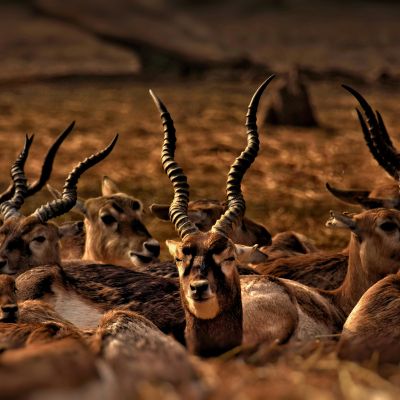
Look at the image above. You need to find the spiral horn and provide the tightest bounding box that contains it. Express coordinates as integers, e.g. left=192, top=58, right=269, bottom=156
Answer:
left=150, top=89, right=199, bottom=239
left=211, top=75, right=275, bottom=237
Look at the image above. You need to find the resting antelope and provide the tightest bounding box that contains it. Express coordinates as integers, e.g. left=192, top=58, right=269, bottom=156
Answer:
left=151, top=76, right=400, bottom=357
left=338, top=270, right=400, bottom=364
left=152, top=201, right=318, bottom=264
left=327, top=85, right=400, bottom=209
left=48, top=176, right=161, bottom=268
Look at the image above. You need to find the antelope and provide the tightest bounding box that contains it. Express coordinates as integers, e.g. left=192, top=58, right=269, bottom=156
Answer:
left=150, top=76, right=400, bottom=357
left=151, top=199, right=272, bottom=247
left=0, top=135, right=186, bottom=337
left=327, top=85, right=400, bottom=209
left=90, top=309, right=203, bottom=398
left=152, top=201, right=318, bottom=264
left=0, top=133, right=118, bottom=275
left=338, top=270, right=400, bottom=364
left=48, top=176, right=161, bottom=268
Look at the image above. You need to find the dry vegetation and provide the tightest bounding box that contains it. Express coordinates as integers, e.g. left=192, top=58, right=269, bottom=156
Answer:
left=1, top=76, right=400, bottom=398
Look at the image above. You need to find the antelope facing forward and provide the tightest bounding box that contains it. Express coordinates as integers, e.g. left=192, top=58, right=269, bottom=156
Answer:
left=151, top=76, right=400, bottom=357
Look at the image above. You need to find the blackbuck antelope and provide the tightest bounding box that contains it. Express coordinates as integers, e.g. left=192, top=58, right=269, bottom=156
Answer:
left=0, top=133, right=118, bottom=275
left=151, top=77, right=400, bottom=357
left=151, top=199, right=272, bottom=247
left=338, top=270, right=400, bottom=364
left=327, top=85, right=400, bottom=209
left=152, top=201, right=317, bottom=263
left=90, top=310, right=203, bottom=399
left=0, top=134, right=185, bottom=337
left=48, top=176, right=161, bottom=268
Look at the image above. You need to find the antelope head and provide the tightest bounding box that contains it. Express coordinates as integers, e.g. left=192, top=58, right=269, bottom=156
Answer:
left=151, top=75, right=274, bottom=356
left=0, top=133, right=118, bottom=275
left=326, top=85, right=400, bottom=209
left=48, top=176, right=160, bottom=268
left=327, top=208, right=400, bottom=279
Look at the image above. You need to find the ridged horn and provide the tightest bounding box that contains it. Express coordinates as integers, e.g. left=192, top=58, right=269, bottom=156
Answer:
left=325, top=182, right=371, bottom=205
left=149, top=89, right=199, bottom=239
left=32, top=135, right=118, bottom=223
left=211, top=75, right=275, bottom=237
left=0, top=135, right=34, bottom=220
left=342, top=85, right=399, bottom=179
left=0, top=122, right=75, bottom=204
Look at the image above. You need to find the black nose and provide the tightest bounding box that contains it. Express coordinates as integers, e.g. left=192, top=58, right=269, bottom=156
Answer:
left=0, top=260, right=7, bottom=269
left=144, top=242, right=160, bottom=257
left=190, top=280, right=209, bottom=298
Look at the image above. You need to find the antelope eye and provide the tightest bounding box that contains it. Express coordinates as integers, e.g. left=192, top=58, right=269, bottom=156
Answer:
left=380, top=222, right=398, bottom=232
left=131, top=200, right=141, bottom=211
left=101, top=214, right=117, bottom=225
left=33, top=236, right=46, bottom=243
left=224, top=257, right=235, bottom=262
left=175, top=257, right=182, bottom=262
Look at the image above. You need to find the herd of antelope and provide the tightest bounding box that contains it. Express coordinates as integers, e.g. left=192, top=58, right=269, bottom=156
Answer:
left=0, top=74, right=399, bottom=397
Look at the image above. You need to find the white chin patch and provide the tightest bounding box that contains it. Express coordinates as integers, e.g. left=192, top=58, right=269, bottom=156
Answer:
left=187, top=296, right=220, bottom=320
left=128, top=254, right=152, bottom=267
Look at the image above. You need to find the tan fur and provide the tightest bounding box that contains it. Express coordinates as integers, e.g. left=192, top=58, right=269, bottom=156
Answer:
left=0, top=216, right=61, bottom=275
left=82, top=177, right=160, bottom=269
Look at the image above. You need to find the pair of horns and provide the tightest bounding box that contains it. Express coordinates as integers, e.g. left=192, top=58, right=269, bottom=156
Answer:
left=150, top=75, right=275, bottom=239
left=0, top=124, right=118, bottom=222
left=326, top=85, right=400, bottom=208
left=0, top=121, right=75, bottom=205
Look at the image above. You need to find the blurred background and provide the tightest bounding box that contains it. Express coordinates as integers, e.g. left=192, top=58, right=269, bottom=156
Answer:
left=1, top=0, right=400, bottom=250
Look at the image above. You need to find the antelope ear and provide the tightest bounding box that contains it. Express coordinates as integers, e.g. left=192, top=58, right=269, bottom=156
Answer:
left=150, top=204, right=170, bottom=221
left=235, top=244, right=268, bottom=264
left=101, top=176, right=121, bottom=196
left=165, top=240, right=180, bottom=258
left=47, top=184, right=87, bottom=216
left=325, top=210, right=358, bottom=231
left=58, top=221, right=84, bottom=239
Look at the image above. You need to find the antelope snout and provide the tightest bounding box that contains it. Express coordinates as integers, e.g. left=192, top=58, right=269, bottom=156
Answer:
left=0, top=259, right=9, bottom=272
left=143, top=239, right=160, bottom=258
left=0, top=303, right=18, bottom=322
left=190, top=280, right=210, bottom=300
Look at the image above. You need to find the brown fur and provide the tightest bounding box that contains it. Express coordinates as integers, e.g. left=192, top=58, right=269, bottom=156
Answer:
left=0, top=324, right=101, bottom=400
left=255, top=250, right=348, bottom=290
left=338, top=273, right=400, bottom=363
left=0, top=216, right=61, bottom=275
left=151, top=199, right=272, bottom=246
left=16, top=262, right=186, bottom=340
left=90, top=310, right=202, bottom=398
left=170, top=208, right=400, bottom=356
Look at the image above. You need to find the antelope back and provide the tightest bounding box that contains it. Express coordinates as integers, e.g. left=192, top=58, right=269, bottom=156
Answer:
left=82, top=177, right=160, bottom=268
